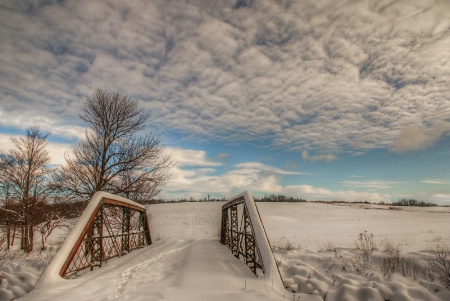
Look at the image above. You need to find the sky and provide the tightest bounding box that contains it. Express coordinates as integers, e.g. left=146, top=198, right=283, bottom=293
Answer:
left=1, top=0, right=450, bottom=204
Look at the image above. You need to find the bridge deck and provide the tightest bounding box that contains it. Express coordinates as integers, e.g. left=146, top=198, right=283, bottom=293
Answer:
left=22, top=239, right=322, bottom=301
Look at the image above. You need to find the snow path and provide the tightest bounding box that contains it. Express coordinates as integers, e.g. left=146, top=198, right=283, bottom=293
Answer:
left=20, top=238, right=322, bottom=301
left=111, top=238, right=200, bottom=300
left=112, top=238, right=292, bottom=301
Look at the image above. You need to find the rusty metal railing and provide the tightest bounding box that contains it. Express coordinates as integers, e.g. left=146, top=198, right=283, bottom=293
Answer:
left=220, top=191, right=284, bottom=296
left=220, top=196, right=265, bottom=275
left=60, top=197, right=151, bottom=277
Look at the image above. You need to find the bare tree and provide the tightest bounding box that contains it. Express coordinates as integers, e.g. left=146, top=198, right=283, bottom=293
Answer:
left=0, top=180, right=20, bottom=250
left=35, top=201, right=70, bottom=250
left=53, top=89, right=172, bottom=203
left=0, top=126, right=51, bottom=252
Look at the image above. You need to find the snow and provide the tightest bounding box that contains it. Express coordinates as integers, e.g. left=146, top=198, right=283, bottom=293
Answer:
left=1, top=196, right=448, bottom=301
left=0, top=264, right=40, bottom=300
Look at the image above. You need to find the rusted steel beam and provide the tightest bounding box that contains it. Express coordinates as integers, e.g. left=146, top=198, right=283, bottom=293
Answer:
left=220, top=195, right=265, bottom=277
left=103, top=198, right=145, bottom=212
left=60, top=202, right=103, bottom=277
left=59, top=195, right=152, bottom=278
left=222, top=197, right=244, bottom=210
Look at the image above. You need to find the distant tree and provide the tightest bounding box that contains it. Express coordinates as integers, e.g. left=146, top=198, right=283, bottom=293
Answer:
left=53, top=89, right=172, bottom=203
left=0, top=181, right=19, bottom=250
left=392, top=199, right=437, bottom=207
left=35, top=200, right=70, bottom=250
left=0, top=126, right=51, bottom=252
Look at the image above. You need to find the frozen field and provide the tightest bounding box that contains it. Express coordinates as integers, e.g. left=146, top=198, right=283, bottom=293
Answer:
left=2, top=201, right=450, bottom=301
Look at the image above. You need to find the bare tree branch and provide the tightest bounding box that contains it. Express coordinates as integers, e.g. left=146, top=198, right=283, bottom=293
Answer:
left=52, top=89, right=172, bottom=203
left=0, top=126, right=51, bottom=252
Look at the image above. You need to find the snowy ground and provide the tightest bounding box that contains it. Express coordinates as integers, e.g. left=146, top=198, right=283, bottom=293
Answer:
left=1, top=201, right=449, bottom=301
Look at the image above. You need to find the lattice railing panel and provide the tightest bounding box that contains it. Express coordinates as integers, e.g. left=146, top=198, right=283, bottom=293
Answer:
left=221, top=198, right=264, bottom=276
left=60, top=197, right=151, bottom=278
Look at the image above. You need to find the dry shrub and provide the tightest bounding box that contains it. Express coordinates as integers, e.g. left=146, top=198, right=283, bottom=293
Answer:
left=425, top=244, right=450, bottom=288
left=318, top=240, right=336, bottom=252
left=354, top=231, right=377, bottom=270
left=0, top=232, right=16, bottom=265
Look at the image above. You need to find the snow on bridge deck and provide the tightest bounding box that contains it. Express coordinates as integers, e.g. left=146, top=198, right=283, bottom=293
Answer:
left=19, top=238, right=320, bottom=301
left=19, top=191, right=323, bottom=301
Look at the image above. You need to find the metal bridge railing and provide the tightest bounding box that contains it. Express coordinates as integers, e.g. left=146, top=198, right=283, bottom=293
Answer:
left=35, top=192, right=152, bottom=288
left=61, top=200, right=151, bottom=277
left=220, top=191, right=285, bottom=294
left=220, top=196, right=265, bottom=275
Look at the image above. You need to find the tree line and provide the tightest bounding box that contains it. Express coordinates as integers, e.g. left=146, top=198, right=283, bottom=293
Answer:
left=255, top=194, right=307, bottom=202
left=392, top=199, right=437, bottom=207
left=0, top=89, right=172, bottom=253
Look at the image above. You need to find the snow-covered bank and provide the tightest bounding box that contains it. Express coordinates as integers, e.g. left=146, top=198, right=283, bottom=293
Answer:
left=1, top=201, right=449, bottom=300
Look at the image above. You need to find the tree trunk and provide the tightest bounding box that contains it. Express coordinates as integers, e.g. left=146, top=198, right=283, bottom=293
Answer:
left=11, top=224, right=16, bottom=246
left=6, top=220, right=11, bottom=250
left=41, top=229, right=46, bottom=250
left=29, top=224, right=34, bottom=252
left=21, top=199, right=27, bottom=250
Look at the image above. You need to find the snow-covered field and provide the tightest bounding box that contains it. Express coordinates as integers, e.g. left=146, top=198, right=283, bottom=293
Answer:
left=1, top=201, right=449, bottom=301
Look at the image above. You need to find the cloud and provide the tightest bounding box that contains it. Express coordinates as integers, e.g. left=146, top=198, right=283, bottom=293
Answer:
left=389, top=122, right=450, bottom=153
left=161, top=148, right=390, bottom=202
left=282, top=185, right=390, bottom=203
left=340, top=180, right=404, bottom=190
left=165, top=147, right=222, bottom=167
left=0, top=133, right=72, bottom=165
left=421, top=179, right=449, bottom=185
left=302, top=150, right=337, bottom=162
left=1, top=0, right=450, bottom=153
left=235, top=162, right=304, bottom=175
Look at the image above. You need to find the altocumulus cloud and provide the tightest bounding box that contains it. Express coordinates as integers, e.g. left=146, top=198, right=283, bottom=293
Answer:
left=1, top=0, right=450, bottom=154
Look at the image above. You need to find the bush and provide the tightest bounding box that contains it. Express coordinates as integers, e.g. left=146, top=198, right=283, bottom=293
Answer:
left=355, top=231, right=377, bottom=256
left=425, top=244, right=450, bottom=287
left=353, top=231, right=377, bottom=271
left=378, top=250, right=422, bottom=279
left=318, top=240, right=336, bottom=252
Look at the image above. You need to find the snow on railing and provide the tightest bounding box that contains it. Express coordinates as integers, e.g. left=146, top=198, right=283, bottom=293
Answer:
left=220, top=191, right=285, bottom=295
left=34, top=192, right=151, bottom=291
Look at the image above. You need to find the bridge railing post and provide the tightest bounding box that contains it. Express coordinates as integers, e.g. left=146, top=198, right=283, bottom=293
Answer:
left=220, top=191, right=285, bottom=295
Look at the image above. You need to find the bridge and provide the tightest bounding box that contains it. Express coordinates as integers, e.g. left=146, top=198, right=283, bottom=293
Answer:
left=21, top=191, right=322, bottom=301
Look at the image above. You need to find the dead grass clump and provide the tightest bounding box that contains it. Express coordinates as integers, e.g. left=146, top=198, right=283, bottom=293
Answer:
left=0, top=234, right=17, bottom=265
left=318, top=240, right=336, bottom=252
left=380, top=238, right=401, bottom=255
left=425, top=244, right=450, bottom=288
left=354, top=231, right=377, bottom=270
left=272, top=240, right=299, bottom=252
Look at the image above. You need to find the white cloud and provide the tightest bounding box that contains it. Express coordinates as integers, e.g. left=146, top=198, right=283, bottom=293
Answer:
left=421, top=179, right=449, bottom=185
left=302, top=151, right=337, bottom=162
left=235, top=162, right=304, bottom=175
left=0, top=133, right=72, bottom=165
left=161, top=151, right=390, bottom=202
left=165, top=147, right=222, bottom=167
left=389, top=122, right=450, bottom=153
left=340, top=180, right=404, bottom=190
left=283, top=185, right=390, bottom=203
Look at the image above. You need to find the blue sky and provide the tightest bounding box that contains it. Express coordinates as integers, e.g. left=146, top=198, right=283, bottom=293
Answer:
left=1, top=0, right=450, bottom=203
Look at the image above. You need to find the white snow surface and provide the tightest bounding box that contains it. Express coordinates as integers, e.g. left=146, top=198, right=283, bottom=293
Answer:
left=3, top=199, right=449, bottom=301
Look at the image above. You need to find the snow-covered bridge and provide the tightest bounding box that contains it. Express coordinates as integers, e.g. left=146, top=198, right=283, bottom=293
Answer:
left=19, top=191, right=322, bottom=301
